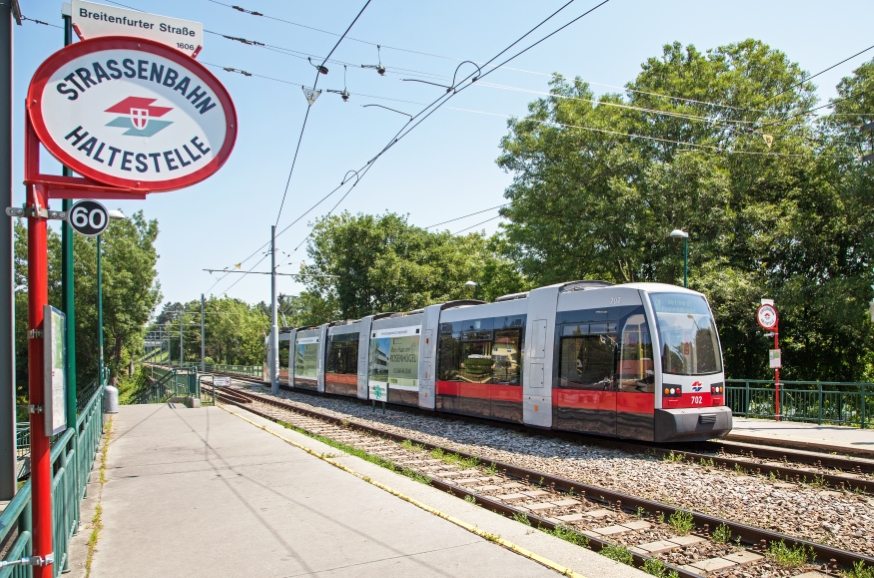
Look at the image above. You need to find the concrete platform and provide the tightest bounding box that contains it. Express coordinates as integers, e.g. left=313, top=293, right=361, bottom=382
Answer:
left=728, top=417, right=874, bottom=457
left=86, top=403, right=648, bottom=578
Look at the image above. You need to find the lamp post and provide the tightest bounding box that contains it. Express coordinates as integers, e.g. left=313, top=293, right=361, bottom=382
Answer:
left=464, top=280, right=480, bottom=300
left=97, top=209, right=126, bottom=385
left=670, top=229, right=689, bottom=288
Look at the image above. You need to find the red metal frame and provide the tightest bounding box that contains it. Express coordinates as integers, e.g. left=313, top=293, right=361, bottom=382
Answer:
left=24, top=80, right=148, bottom=578
left=26, top=36, right=237, bottom=192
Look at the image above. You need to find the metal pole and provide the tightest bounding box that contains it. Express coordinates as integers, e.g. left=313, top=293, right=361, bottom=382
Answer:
left=60, top=11, right=77, bottom=437
left=0, top=0, right=16, bottom=501
left=200, top=294, right=205, bottom=373
left=270, top=226, right=279, bottom=394
left=683, top=237, right=688, bottom=288
left=774, top=323, right=780, bottom=422
left=179, top=309, right=183, bottom=367
left=27, top=183, right=54, bottom=577
left=97, top=234, right=103, bottom=385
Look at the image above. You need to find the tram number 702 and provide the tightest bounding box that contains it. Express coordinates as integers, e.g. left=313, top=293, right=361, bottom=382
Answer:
left=691, top=396, right=703, bottom=405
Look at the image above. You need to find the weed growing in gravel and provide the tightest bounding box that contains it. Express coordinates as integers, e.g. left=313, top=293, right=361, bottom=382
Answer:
left=600, top=544, right=634, bottom=566
left=767, top=540, right=814, bottom=568
left=538, top=476, right=545, bottom=487
left=668, top=510, right=694, bottom=535
left=699, top=457, right=714, bottom=468
left=430, top=447, right=444, bottom=460
left=549, top=525, right=589, bottom=547
left=712, top=523, right=731, bottom=543
left=277, top=421, right=432, bottom=486
left=464, top=495, right=476, bottom=504
left=663, top=451, right=686, bottom=463
left=513, top=512, right=531, bottom=526
left=657, top=512, right=665, bottom=524
left=636, top=506, right=646, bottom=518
left=642, top=557, right=679, bottom=578
left=844, top=561, right=874, bottom=578
left=734, top=463, right=745, bottom=474
left=460, top=456, right=480, bottom=469
left=484, top=462, right=498, bottom=476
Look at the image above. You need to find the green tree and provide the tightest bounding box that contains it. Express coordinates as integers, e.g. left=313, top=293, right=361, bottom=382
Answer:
left=297, top=212, right=529, bottom=324
left=14, top=210, right=161, bottom=394
left=496, top=39, right=874, bottom=380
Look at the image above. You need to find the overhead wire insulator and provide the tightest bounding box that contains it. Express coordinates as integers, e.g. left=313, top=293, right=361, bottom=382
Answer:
left=223, top=67, right=253, bottom=77
left=327, top=65, right=351, bottom=101
left=361, top=45, right=386, bottom=76
left=232, top=5, right=264, bottom=16
left=223, top=35, right=265, bottom=46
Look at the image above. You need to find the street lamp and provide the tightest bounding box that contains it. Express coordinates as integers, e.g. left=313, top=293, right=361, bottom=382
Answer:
left=464, top=280, right=480, bottom=300
left=670, top=229, right=689, bottom=288
left=97, top=209, right=126, bottom=385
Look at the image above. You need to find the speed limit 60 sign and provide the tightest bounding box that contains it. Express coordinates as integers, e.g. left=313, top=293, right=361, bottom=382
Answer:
left=68, top=200, right=109, bottom=236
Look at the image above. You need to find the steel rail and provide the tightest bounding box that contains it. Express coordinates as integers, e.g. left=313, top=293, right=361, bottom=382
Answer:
left=207, top=370, right=874, bottom=491
left=212, top=383, right=874, bottom=573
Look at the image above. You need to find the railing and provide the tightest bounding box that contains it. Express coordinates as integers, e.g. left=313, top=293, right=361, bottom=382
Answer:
left=0, top=383, right=105, bottom=577
left=203, top=363, right=263, bottom=378
left=133, top=365, right=202, bottom=405
left=726, top=379, right=873, bottom=428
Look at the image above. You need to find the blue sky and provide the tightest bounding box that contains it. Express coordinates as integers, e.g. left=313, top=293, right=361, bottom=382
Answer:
left=13, top=0, right=874, bottom=311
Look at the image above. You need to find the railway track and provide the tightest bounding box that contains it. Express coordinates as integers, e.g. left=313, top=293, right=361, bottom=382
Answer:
left=208, top=371, right=874, bottom=493
left=206, top=379, right=874, bottom=578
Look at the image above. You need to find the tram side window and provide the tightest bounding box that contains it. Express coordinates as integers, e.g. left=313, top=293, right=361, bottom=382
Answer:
left=326, top=335, right=358, bottom=375
left=459, top=326, right=493, bottom=383
left=437, top=320, right=523, bottom=385
left=617, top=313, right=654, bottom=393
left=492, top=329, right=522, bottom=385
left=558, top=330, right=617, bottom=390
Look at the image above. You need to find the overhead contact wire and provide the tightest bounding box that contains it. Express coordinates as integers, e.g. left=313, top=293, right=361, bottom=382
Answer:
left=273, top=0, right=372, bottom=228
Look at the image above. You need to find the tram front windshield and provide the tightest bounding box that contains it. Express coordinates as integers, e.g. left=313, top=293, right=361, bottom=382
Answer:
left=650, top=293, right=722, bottom=376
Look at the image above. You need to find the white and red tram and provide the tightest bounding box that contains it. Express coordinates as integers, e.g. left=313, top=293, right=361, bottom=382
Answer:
left=278, top=281, right=732, bottom=442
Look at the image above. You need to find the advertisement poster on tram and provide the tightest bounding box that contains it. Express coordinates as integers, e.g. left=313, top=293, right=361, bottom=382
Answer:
left=294, top=336, right=319, bottom=384
left=369, top=326, right=420, bottom=401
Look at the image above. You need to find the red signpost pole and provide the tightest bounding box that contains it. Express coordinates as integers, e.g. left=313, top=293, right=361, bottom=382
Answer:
left=26, top=183, right=53, bottom=575
left=774, top=321, right=780, bottom=422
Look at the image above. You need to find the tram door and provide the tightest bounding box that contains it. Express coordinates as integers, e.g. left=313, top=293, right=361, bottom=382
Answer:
left=555, top=326, right=618, bottom=436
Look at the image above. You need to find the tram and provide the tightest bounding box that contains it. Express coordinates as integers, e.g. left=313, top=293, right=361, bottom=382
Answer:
left=277, top=281, right=732, bottom=442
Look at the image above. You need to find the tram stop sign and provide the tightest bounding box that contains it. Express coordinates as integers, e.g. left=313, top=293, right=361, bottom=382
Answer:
left=67, top=199, right=108, bottom=236
left=26, top=36, right=237, bottom=192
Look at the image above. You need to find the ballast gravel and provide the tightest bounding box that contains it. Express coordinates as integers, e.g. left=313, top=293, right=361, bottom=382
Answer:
left=245, top=385, right=874, bottom=557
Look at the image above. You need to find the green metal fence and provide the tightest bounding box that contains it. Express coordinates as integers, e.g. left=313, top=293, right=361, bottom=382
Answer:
left=726, top=379, right=874, bottom=428
left=0, top=384, right=104, bottom=577
left=135, top=366, right=202, bottom=404
left=203, top=363, right=263, bottom=378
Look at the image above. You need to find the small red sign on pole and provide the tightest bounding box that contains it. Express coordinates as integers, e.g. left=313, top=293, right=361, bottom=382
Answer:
left=757, top=303, right=780, bottom=421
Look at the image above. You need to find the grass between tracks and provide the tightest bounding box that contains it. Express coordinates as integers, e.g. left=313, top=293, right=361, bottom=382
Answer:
left=277, top=421, right=432, bottom=485
left=85, top=417, right=113, bottom=578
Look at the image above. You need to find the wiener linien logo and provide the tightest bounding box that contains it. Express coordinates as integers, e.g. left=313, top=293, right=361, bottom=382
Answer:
left=105, top=96, right=172, bottom=137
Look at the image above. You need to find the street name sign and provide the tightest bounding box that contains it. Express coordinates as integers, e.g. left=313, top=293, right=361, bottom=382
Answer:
left=27, top=36, right=237, bottom=192
left=67, top=199, right=108, bottom=236
left=70, top=0, right=204, bottom=58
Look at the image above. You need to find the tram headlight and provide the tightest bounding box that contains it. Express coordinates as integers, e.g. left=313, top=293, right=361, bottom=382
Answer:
left=710, top=382, right=724, bottom=396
